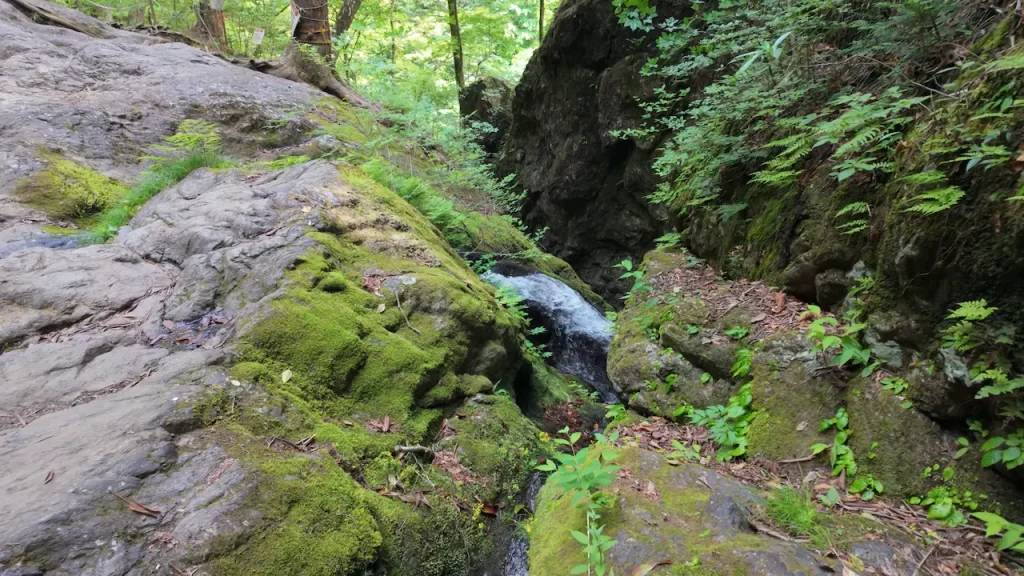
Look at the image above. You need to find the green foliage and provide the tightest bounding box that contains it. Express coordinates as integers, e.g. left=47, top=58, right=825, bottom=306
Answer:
left=881, top=377, right=909, bottom=395
left=490, top=283, right=552, bottom=363
left=724, top=326, right=749, bottom=340
left=835, top=202, right=870, bottom=236
left=762, top=486, right=830, bottom=549
left=687, top=383, right=756, bottom=461
left=979, top=431, right=1024, bottom=470
left=665, top=439, right=702, bottom=465
left=731, top=348, right=753, bottom=378
left=817, top=408, right=857, bottom=476
left=806, top=314, right=873, bottom=371
left=847, top=475, right=884, bottom=501
left=973, top=512, right=1024, bottom=553
left=613, top=259, right=652, bottom=301
left=86, top=123, right=228, bottom=243
left=909, top=485, right=978, bottom=527
left=535, top=428, right=621, bottom=576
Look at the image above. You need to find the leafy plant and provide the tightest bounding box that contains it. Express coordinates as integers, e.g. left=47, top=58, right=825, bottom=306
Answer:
left=725, top=326, right=749, bottom=340
left=665, top=440, right=701, bottom=465
left=973, top=512, right=1024, bottom=553
left=536, top=428, right=621, bottom=576
left=688, top=383, right=756, bottom=461
left=816, top=408, right=857, bottom=476
left=979, top=431, right=1023, bottom=470
left=762, top=486, right=830, bottom=549
left=613, top=260, right=651, bottom=301
left=848, top=475, right=884, bottom=501
left=731, top=348, right=753, bottom=378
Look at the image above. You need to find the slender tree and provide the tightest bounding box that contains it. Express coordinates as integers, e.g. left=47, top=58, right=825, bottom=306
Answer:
left=446, top=0, right=465, bottom=89
left=334, top=0, right=363, bottom=35
left=538, top=0, right=544, bottom=42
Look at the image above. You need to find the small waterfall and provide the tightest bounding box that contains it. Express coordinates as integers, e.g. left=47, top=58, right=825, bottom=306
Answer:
left=501, top=472, right=546, bottom=576
left=484, top=268, right=618, bottom=403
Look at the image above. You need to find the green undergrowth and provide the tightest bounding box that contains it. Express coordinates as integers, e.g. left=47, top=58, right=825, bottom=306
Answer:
left=85, top=152, right=230, bottom=242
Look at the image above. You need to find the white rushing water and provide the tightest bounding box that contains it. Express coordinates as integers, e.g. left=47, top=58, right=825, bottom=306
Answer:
left=483, top=271, right=617, bottom=403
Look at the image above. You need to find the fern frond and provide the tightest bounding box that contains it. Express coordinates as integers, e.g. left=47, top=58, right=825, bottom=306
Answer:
left=899, top=170, right=947, bottom=186
left=751, top=169, right=802, bottom=187
left=903, top=186, right=964, bottom=214
left=836, top=124, right=884, bottom=157
left=947, top=299, right=997, bottom=321
left=837, top=220, right=869, bottom=235
left=836, top=202, right=869, bottom=218
left=986, top=49, right=1024, bottom=72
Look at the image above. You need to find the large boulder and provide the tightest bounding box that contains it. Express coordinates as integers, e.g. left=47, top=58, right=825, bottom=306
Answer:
left=496, top=0, right=691, bottom=299
left=0, top=3, right=546, bottom=574
left=458, top=76, right=514, bottom=156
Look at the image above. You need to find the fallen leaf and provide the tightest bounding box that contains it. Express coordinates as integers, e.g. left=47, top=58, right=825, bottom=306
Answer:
left=175, top=337, right=190, bottom=343
left=842, top=566, right=860, bottom=576
left=377, top=303, right=386, bottom=314
left=162, top=320, right=176, bottom=330
left=796, top=421, right=808, bottom=431
left=112, top=492, right=161, bottom=518
left=383, top=414, right=391, bottom=433
left=230, top=380, right=242, bottom=387
left=774, top=292, right=786, bottom=313
left=44, top=471, right=54, bottom=484
left=750, top=312, right=767, bottom=323
left=481, top=503, right=498, bottom=517
left=281, top=369, right=293, bottom=383
left=633, top=560, right=672, bottom=576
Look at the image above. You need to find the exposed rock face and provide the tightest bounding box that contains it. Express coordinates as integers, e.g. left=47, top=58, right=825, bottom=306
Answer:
left=0, top=4, right=541, bottom=574
left=496, top=0, right=690, bottom=298
left=458, top=76, right=514, bottom=155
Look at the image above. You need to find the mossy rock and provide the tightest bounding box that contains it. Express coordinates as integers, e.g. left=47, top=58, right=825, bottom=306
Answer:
left=208, top=161, right=554, bottom=574
left=746, top=333, right=839, bottom=461
left=15, top=152, right=126, bottom=221
left=530, top=446, right=837, bottom=575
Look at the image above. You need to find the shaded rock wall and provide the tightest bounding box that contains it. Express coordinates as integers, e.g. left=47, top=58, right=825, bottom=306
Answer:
left=496, top=0, right=691, bottom=299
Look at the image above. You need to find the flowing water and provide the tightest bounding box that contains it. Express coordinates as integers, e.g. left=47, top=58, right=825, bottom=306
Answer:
left=483, top=269, right=617, bottom=403
left=483, top=267, right=618, bottom=575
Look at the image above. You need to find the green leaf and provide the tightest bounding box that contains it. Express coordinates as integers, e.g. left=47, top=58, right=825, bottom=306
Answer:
left=997, top=526, right=1023, bottom=551
left=1002, top=446, right=1021, bottom=463
left=942, top=467, right=955, bottom=482
left=953, top=447, right=969, bottom=460
left=810, top=443, right=829, bottom=455
left=570, top=564, right=589, bottom=575
left=981, top=437, right=1006, bottom=452
left=981, top=449, right=1004, bottom=468
left=927, top=500, right=953, bottom=520
left=570, top=530, right=589, bottom=545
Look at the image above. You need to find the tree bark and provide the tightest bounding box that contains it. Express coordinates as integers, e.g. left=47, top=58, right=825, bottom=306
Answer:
left=193, top=0, right=227, bottom=50
left=446, top=0, right=465, bottom=89
left=292, top=0, right=332, bottom=58
left=334, top=0, right=362, bottom=35
left=538, top=0, right=544, bottom=43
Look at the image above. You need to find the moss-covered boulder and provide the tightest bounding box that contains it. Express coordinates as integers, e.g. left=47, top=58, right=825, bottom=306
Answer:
left=530, top=446, right=865, bottom=575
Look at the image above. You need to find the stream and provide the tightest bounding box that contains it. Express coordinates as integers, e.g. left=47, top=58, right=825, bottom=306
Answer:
left=483, top=266, right=618, bottom=575
left=484, top=267, right=618, bottom=403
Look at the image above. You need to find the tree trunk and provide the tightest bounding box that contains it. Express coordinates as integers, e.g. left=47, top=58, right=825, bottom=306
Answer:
left=446, top=0, right=464, bottom=89
left=193, top=0, right=227, bottom=50
left=292, top=0, right=332, bottom=58
left=334, top=0, right=362, bottom=36
left=389, top=0, right=397, bottom=63
left=538, top=0, right=544, bottom=43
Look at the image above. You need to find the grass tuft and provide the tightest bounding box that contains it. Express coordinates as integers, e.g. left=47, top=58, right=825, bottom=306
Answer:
left=84, top=152, right=229, bottom=243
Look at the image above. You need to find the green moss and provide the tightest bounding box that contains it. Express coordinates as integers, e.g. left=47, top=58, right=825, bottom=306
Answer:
left=213, top=454, right=382, bottom=576
left=746, top=341, right=838, bottom=460
left=15, top=152, right=126, bottom=221
left=529, top=446, right=820, bottom=576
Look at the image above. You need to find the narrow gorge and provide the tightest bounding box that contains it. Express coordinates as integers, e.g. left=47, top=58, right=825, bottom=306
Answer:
left=1, top=0, right=1024, bottom=575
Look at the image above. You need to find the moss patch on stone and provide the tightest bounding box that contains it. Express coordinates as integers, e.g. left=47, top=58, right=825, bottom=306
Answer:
left=14, top=152, right=126, bottom=221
